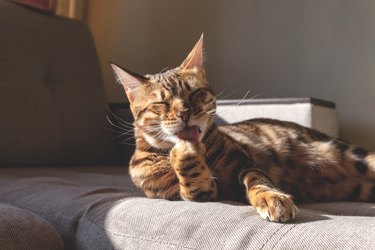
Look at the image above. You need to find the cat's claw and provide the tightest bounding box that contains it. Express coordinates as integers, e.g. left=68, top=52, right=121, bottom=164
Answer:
left=254, top=193, right=298, bottom=222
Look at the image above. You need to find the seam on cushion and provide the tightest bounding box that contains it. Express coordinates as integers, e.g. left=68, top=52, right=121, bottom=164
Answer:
left=260, top=225, right=285, bottom=250
left=84, top=217, right=197, bottom=250
left=84, top=196, right=139, bottom=219
left=271, top=225, right=297, bottom=250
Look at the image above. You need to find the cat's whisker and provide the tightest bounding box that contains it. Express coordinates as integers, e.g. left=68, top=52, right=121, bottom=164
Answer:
left=216, top=90, right=225, bottom=99
left=105, top=127, right=133, bottom=135
left=210, top=89, right=250, bottom=117
left=105, top=127, right=135, bottom=145
left=112, top=124, right=134, bottom=133
left=120, top=135, right=136, bottom=142
left=115, top=130, right=134, bottom=138
left=145, top=124, right=160, bottom=129
left=236, top=92, right=261, bottom=106
left=214, top=92, right=261, bottom=116
left=215, top=90, right=260, bottom=116
left=112, top=115, right=134, bottom=129
left=218, top=90, right=236, bottom=100
left=143, top=126, right=161, bottom=133
left=118, top=142, right=136, bottom=146
left=156, top=130, right=172, bottom=143
left=106, top=115, right=132, bottom=132
left=154, top=130, right=166, bottom=141
left=236, top=90, right=250, bottom=106
left=105, top=105, right=134, bottom=127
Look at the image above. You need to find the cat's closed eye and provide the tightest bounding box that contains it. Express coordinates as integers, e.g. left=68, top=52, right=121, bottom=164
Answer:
left=151, top=101, right=169, bottom=107
left=148, top=102, right=169, bottom=114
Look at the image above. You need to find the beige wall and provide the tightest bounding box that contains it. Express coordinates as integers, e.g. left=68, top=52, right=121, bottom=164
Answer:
left=86, top=0, right=375, bottom=150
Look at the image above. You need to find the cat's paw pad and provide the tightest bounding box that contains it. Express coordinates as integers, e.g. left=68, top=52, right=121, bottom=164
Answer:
left=170, top=140, right=205, bottom=161
left=254, top=192, right=298, bottom=222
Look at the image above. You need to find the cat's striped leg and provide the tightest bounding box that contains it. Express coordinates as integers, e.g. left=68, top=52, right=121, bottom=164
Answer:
left=170, top=140, right=218, bottom=202
left=129, top=154, right=181, bottom=200
left=241, top=169, right=298, bottom=222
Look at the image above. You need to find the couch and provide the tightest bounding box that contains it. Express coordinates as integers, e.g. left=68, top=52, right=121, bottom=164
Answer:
left=1, top=1, right=374, bottom=249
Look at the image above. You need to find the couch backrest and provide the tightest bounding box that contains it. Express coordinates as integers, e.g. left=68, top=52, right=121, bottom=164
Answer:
left=0, top=1, right=118, bottom=166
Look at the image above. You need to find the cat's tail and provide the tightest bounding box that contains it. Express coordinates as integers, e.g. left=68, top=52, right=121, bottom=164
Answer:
left=346, top=146, right=375, bottom=181
left=361, top=151, right=375, bottom=201
left=341, top=144, right=375, bottom=201
left=361, top=181, right=375, bottom=202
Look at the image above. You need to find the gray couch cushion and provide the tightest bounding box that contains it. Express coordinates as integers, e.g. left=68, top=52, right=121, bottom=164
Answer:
left=0, top=0, right=117, bottom=166
left=0, top=167, right=140, bottom=249
left=0, top=203, right=64, bottom=250
left=0, top=167, right=374, bottom=250
left=81, top=200, right=375, bottom=250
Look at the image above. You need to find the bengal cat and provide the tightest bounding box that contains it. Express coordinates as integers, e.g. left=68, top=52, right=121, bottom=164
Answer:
left=110, top=34, right=375, bottom=222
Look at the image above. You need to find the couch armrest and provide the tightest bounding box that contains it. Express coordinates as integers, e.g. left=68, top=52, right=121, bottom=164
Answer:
left=216, top=97, right=339, bottom=137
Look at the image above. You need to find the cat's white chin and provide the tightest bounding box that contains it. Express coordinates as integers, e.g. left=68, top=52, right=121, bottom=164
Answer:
left=143, top=133, right=176, bottom=149
left=143, top=125, right=205, bottom=150
left=167, top=135, right=180, bottom=144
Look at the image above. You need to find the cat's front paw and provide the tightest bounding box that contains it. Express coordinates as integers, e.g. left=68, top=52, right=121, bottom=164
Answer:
left=253, top=192, right=298, bottom=222
left=170, top=140, right=205, bottom=164
left=170, top=140, right=216, bottom=201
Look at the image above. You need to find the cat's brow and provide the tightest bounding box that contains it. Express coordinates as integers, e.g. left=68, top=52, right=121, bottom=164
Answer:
left=136, top=107, right=147, bottom=119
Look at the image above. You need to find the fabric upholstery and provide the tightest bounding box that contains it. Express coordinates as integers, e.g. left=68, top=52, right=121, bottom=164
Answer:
left=0, top=0, right=118, bottom=166
left=0, top=167, right=140, bottom=249
left=0, top=167, right=374, bottom=250
left=0, top=203, right=64, bottom=250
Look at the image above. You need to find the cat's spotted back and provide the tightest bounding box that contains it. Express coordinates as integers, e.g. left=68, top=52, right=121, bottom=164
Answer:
left=111, top=34, right=375, bottom=222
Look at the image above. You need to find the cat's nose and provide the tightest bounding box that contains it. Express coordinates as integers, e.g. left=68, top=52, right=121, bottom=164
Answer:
left=177, top=109, right=191, bottom=122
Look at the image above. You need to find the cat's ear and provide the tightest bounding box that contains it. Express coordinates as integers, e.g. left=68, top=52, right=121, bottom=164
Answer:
left=110, top=63, right=146, bottom=103
left=180, top=33, right=205, bottom=70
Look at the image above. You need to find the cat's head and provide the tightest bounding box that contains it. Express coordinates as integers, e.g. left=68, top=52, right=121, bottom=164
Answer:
left=111, top=34, right=216, bottom=149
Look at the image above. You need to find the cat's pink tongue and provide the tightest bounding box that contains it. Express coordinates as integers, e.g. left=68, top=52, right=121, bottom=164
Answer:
left=176, top=126, right=201, bottom=142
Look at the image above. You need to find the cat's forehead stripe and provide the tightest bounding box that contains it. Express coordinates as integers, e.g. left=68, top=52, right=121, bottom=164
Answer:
left=160, top=90, right=166, bottom=99
left=147, top=70, right=179, bottom=83
left=153, top=81, right=194, bottom=99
